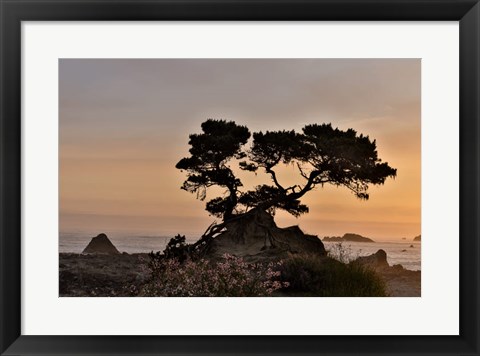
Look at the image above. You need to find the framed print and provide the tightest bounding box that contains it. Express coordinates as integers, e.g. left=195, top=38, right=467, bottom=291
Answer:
left=1, top=0, right=479, bottom=355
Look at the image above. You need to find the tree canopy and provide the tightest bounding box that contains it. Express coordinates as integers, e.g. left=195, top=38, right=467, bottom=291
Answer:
left=176, top=119, right=397, bottom=221
left=175, top=119, right=250, bottom=220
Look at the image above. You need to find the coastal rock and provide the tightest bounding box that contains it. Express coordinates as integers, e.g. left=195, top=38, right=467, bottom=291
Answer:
left=82, top=233, right=120, bottom=255
left=391, top=264, right=405, bottom=271
left=323, top=233, right=375, bottom=243
left=207, top=209, right=326, bottom=261
left=352, top=250, right=421, bottom=296
left=354, top=249, right=389, bottom=269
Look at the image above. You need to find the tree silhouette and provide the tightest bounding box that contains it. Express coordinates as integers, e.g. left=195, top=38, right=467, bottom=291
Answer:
left=175, top=119, right=250, bottom=220
left=177, top=120, right=397, bottom=222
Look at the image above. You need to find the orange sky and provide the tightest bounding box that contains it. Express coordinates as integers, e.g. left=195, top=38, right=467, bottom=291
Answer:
left=59, top=59, right=420, bottom=241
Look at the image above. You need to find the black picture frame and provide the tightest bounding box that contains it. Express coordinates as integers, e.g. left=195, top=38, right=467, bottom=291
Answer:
left=1, top=1, right=479, bottom=355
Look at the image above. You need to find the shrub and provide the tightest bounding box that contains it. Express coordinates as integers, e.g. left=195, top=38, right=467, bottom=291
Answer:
left=141, top=253, right=289, bottom=297
left=326, top=242, right=362, bottom=263
left=162, top=234, right=191, bottom=262
left=278, top=254, right=387, bottom=297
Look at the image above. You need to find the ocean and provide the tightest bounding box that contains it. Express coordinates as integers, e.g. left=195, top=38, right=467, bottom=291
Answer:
left=59, top=233, right=421, bottom=271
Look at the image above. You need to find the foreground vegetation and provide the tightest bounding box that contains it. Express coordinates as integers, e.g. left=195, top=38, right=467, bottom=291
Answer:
left=141, top=253, right=289, bottom=297
left=278, top=254, right=387, bottom=297
left=60, top=233, right=389, bottom=297
left=141, top=253, right=387, bottom=297
left=139, top=237, right=387, bottom=297
left=60, top=247, right=425, bottom=297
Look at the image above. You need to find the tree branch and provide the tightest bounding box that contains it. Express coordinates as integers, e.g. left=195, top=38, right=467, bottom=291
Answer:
left=288, top=170, right=321, bottom=200
left=265, top=166, right=285, bottom=192
left=296, top=162, right=309, bottom=180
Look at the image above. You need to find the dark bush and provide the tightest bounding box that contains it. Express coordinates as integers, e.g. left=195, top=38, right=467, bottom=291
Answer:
left=278, top=254, right=387, bottom=297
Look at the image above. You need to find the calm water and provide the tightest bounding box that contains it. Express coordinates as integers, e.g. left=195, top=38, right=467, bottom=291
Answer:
left=59, top=233, right=421, bottom=271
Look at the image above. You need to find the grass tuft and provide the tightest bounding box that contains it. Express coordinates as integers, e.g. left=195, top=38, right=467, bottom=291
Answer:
left=278, top=253, right=387, bottom=297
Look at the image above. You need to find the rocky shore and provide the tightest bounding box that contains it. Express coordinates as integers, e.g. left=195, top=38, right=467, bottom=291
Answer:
left=59, top=249, right=420, bottom=297
left=59, top=253, right=148, bottom=297
left=353, top=249, right=421, bottom=297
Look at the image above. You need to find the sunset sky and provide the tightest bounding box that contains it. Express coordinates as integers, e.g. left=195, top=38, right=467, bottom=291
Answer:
left=59, top=59, right=420, bottom=241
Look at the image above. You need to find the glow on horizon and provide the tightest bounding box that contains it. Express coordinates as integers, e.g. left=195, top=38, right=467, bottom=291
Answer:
left=59, top=59, right=420, bottom=241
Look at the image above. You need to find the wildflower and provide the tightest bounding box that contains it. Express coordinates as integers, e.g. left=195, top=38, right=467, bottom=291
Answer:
left=141, top=253, right=286, bottom=297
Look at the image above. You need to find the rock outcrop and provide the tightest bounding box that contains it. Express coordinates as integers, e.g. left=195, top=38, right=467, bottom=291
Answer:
left=352, top=250, right=422, bottom=297
left=206, top=209, right=326, bottom=261
left=323, top=233, right=375, bottom=243
left=413, top=235, right=421, bottom=241
left=82, top=233, right=120, bottom=255
left=354, top=249, right=389, bottom=269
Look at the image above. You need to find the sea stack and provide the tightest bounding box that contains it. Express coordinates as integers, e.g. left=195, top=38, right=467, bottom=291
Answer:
left=82, top=233, right=120, bottom=254
left=323, top=233, right=375, bottom=243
